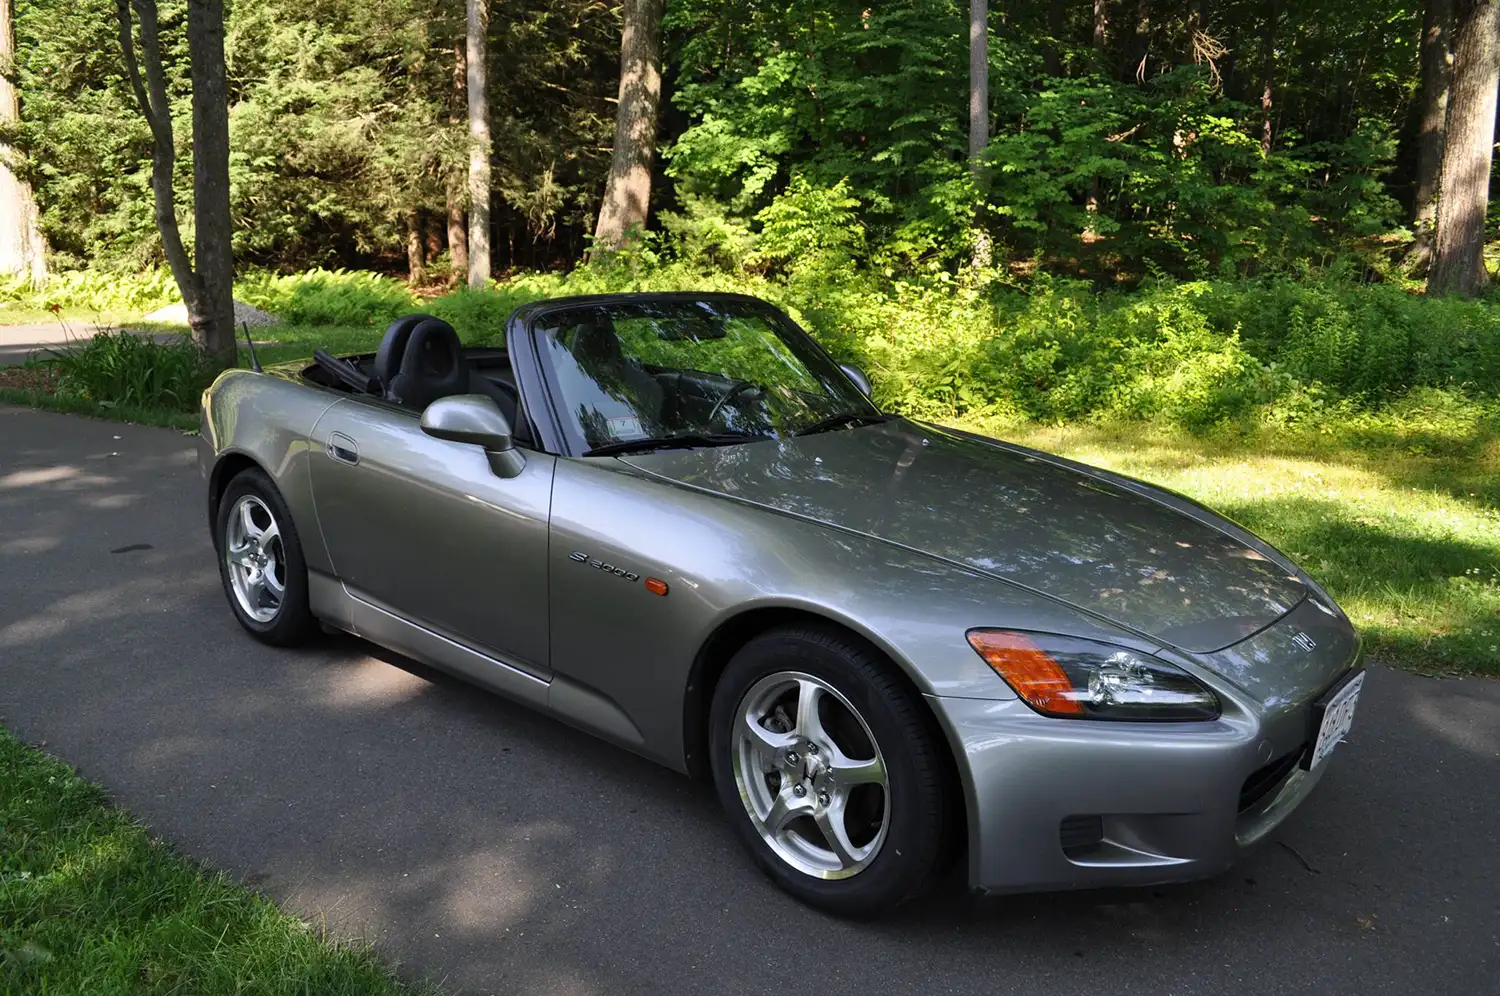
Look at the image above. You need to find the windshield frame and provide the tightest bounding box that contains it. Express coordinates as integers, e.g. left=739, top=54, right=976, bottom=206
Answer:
left=522, top=293, right=879, bottom=458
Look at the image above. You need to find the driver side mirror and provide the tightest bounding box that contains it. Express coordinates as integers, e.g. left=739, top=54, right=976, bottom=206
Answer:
left=421, top=394, right=526, bottom=478
left=840, top=363, right=872, bottom=397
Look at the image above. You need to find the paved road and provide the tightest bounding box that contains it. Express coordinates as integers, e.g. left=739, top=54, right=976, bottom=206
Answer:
left=0, top=322, right=191, bottom=367
left=1, top=404, right=1496, bottom=996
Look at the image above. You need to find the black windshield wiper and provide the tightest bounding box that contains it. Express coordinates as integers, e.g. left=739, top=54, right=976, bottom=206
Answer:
left=584, top=431, right=769, bottom=457
left=793, top=412, right=892, bottom=437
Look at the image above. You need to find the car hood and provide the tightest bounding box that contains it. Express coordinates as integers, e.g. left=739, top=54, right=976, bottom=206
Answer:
left=622, top=420, right=1307, bottom=653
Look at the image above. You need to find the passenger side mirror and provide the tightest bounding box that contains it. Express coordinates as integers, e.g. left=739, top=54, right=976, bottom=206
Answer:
left=840, top=363, right=872, bottom=397
left=420, top=395, right=525, bottom=478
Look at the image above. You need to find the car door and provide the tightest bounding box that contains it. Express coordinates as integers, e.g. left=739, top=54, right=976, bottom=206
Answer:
left=308, top=395, right=556, bottom=678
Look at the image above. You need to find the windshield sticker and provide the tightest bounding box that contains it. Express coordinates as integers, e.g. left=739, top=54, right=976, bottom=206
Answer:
left=608, top=415, right=647, bottom=440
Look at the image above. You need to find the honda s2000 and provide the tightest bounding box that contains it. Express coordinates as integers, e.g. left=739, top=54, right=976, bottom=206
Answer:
left=199, top=293, right=1364, bottom=915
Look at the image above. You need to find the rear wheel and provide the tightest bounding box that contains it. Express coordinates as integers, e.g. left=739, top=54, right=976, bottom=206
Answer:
left=708, top=625, right=950, bottom=917
left=216, top=467, right=315, bottom=646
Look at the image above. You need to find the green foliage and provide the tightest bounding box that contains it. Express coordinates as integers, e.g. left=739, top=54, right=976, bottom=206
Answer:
left=751, top=177, right=866, bottom=277
left=491, top=256, right=1500, bottom=432
left=237, top=269, right=417, bottom=326
left=0, top=270, right=179, bottom=315
left=43, top=329, right=215, bottom=412
left=424, top=284, right=553, bottom=343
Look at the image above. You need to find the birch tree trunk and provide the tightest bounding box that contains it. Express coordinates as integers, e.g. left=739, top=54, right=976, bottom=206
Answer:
left=0, top=0, right=46, bottom=285
left=466, top=0, right=491, bottom=288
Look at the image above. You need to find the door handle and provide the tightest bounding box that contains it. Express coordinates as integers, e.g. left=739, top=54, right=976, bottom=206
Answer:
left=326, top=432, right=359, bottom=465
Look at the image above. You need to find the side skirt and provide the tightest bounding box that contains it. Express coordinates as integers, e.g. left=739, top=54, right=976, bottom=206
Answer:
left=307, top=571, right=647, bottom=753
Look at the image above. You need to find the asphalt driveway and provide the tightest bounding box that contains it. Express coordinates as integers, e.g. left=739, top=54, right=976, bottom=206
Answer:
left=1, top=403, right=1496, bottom=996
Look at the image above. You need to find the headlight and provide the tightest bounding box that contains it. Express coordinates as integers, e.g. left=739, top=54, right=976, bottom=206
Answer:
left=965, top=630, right=1220, bottom=721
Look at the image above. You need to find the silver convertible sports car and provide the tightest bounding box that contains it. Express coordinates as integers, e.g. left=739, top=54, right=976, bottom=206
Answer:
left=199, top=292, right=1365, bottom=916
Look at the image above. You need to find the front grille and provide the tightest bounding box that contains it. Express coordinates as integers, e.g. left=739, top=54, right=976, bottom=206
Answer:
left=1060, top=814, right=1105, bottom=857
left=1238, top=745, right=1305, bottom=813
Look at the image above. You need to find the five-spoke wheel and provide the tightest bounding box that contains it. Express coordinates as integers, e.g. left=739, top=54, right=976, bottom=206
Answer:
left=215, top=467, right=315, bottom=646
left=733, top=671, right=890, bottom=879
left=710, top=625, right=952, bottom=916
left=224, top=494, right=286, bottom=623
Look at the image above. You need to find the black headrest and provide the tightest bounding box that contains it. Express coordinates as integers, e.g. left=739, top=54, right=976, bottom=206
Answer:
left=384, top=317, right=467, bottom=409
left=375, top=314, right=429, bottom=390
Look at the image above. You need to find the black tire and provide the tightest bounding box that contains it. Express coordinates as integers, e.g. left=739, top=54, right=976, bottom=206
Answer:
left=214, top=466, right=316, bottom=647
left=708, top=624, right=951, bottom=917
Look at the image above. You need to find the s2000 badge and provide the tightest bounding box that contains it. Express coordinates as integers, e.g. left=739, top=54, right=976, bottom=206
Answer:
left=570, top=551, right=641, bottom=582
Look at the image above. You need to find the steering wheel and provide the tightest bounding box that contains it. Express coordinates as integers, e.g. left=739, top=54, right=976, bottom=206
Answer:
left=707, top=380, right=762, bottom=423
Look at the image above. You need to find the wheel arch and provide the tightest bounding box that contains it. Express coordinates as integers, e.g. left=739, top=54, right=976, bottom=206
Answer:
left=207, top=450, right=266, bottom=542
left=681, top=605, right=968, bottom=862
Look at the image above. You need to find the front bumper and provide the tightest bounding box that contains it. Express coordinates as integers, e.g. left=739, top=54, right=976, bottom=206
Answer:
left=930, top=602, right=1362, bottom=895
left=930, top=693, right=1334, bottom=894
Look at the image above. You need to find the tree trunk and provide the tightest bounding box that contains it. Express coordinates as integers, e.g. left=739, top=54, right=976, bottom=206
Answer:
left=186, top=0, right=235, bottom=367
left=0, top=0, right=46, bottom=285
left=1044, top=0, right=1066, bottom=76
left=969, top=0, right=991, bottom=268
left=1411, top=0, right=1455, bottom=269
left=117, top=2, right=205, bottom=326
left=1260, top=4, right=1278, bottom=155
left=447, top=38, right=468, bottom=283
left=1129, top=0, right=1152, bottom=82
left=446, top=188, right=468, bottom=280
left=1085, top=0, right=1108, bottom=238
left=466, top=0, right=491, bottom=288
left=1429, top=0, right=1500, bottom=297
left=406, top=210, right=427, bottom=285
left=593, top=0, right=665, bottom=250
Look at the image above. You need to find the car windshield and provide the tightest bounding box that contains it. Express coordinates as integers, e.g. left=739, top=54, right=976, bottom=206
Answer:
left=534, top=298, right=880, bottom=453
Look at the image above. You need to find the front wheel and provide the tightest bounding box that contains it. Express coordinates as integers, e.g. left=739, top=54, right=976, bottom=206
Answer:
left=215, top=467, right=316, bottom=646
left=708, top=625, right=952, bottom=917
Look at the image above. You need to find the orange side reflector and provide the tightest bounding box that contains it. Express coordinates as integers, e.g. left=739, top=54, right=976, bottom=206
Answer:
left=966, top=631, right=1084, bottom=716
left=644, top=577, right=669, bottom=596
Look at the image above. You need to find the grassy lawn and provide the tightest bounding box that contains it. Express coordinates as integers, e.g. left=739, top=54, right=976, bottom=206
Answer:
left=986, top=418, right=1500, bottom=677
left=0, top=726, right=431, bottom=995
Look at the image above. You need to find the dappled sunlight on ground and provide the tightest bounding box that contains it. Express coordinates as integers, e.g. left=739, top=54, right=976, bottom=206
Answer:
left=318, top=658, right=432, bottom=711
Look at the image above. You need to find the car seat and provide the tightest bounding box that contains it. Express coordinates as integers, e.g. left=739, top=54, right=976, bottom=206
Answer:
left=373, top=315, right=532, bottom=444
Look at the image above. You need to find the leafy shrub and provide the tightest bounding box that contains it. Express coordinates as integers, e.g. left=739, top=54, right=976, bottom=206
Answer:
left=425, top=285, right=553, bottom=344
left=45, top=328, right=215, bottom=412
left=0, top=269, right=178, bottom=314
left=236, top=269, right=417, bottom=326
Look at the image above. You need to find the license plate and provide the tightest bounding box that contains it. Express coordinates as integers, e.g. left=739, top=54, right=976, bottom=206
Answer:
left=1305, top=671, right=1364, bottom=769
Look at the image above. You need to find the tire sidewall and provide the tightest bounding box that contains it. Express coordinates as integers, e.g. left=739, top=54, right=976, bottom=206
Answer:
left=215, top=467, right=313, bottom=645
left=708, top=629, right=943, bottom=915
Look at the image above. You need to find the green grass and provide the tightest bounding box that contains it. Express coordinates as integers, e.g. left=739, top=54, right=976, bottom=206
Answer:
left=0, top=726, right=434, bottom=994
left=0, top=386, right=200, bottom=431
left=0, top=304, right=135, bottom=326
left=976, top=417, right=1500, bottom=677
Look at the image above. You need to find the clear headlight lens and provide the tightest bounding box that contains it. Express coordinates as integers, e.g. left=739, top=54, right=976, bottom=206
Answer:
left=966, top=630, right=1220, bottom=721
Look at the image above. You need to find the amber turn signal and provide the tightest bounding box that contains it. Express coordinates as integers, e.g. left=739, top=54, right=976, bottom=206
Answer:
left=644, top=577, right=669, bottom=596
left=965, top=630, right=1084, bottom=716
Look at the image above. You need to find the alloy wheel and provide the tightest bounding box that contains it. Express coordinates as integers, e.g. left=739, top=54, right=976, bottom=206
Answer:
left=224, top=494, right=286, bottom=624
left=732, top=671, right=891, bottom=879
